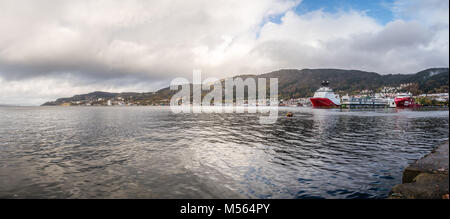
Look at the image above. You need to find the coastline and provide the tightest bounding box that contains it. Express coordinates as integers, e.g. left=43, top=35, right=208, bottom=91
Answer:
left=388, top=141, right=449, bottom=199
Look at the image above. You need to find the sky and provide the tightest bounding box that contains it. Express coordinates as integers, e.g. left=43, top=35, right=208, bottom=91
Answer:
left=295, top=0, right=395, bottom=24
left=0, top=0, right=448, bottom=105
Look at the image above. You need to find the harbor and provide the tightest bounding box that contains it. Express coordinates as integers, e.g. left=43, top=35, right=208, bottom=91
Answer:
left=281, top=80, right=450, bottom=109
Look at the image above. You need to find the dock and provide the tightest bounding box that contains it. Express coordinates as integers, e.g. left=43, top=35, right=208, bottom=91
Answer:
left=388, top=141, right=449, bottom=199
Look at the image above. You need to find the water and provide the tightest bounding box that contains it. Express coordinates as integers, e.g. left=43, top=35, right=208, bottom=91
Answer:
left=0, top=106, right=448, bottom=199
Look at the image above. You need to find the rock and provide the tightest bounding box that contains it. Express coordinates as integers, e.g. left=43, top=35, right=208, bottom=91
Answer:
left=402, top=142, right=448, bottom=183
left=389, top=173, right=449, bottom=199
left=388, top=141, right=449, bottom=199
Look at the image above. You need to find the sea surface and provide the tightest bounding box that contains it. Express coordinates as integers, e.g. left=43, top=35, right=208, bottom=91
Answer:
left=0, top=106, right=448, bottom=199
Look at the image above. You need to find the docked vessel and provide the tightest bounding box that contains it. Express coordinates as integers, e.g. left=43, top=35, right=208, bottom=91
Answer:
left=310, top=81, right=341, bottom=107
left=341, top=94, right=388, bottom=109
left=394, top=93, right=417, bottom=108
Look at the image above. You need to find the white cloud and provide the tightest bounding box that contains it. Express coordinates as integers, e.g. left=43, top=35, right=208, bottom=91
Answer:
left=0, top=0, right=448, bottom=105
left=392, top=0, right=449, bottom=26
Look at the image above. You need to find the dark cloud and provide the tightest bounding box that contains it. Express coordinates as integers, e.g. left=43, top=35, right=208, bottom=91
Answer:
left=0, top=0, right=448, bottom=105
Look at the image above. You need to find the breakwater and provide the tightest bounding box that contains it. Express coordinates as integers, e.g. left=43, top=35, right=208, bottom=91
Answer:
left=389, top=141, right=449, bottom=199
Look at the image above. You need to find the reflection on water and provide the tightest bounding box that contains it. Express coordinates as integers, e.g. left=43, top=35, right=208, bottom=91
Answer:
left=0, top=106, right=448, bottom=199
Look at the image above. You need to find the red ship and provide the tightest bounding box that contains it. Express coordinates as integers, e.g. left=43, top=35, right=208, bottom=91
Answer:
left=310, top=81, right=341, bottom=108
left=394, top=93, right=419, bottom=108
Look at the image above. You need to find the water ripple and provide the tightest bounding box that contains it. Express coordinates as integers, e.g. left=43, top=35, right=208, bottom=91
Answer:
left=0, top=106, right=448, bottom=199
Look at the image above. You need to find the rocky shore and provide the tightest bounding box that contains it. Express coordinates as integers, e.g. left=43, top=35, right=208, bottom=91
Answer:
left=389, top=141, right=449, bottom=199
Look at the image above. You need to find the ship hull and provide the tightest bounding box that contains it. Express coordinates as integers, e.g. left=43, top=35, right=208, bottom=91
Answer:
left=310, top=98, right=340, bottom=108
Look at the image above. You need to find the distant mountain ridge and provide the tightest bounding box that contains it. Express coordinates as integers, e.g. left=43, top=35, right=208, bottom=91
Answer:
left=42, top=67, right=449, bottom=106
left=250, top=67, right=449, bottom=98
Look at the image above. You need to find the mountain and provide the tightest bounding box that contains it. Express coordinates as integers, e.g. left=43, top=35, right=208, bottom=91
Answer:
left=250, top=68, right=449, bottom=98
left=42, top=68, right=449, bottom=106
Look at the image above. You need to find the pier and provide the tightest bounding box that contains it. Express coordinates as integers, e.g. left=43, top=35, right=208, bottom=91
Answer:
left=388, top=141, right=449, bottom=199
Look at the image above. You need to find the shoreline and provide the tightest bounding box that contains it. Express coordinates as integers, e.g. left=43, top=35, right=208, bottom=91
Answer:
left=388, top=141, right=449, bottom=199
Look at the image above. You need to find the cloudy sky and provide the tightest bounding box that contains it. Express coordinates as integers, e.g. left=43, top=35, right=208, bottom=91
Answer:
left=0, top=0, right=448, bottom=105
